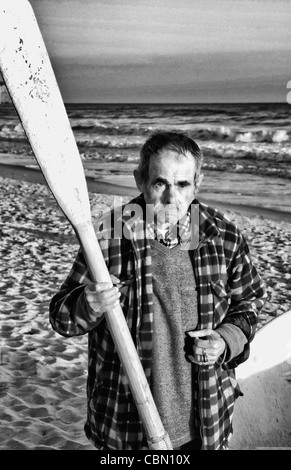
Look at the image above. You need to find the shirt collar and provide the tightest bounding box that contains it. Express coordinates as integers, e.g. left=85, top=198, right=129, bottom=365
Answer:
left=146, top=209, right=191, bottom=248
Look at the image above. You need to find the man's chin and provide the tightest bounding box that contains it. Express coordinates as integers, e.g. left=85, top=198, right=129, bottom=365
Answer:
left=155, top=208, right=186, bottom=224
left=145, top=203, right=187, bottom=225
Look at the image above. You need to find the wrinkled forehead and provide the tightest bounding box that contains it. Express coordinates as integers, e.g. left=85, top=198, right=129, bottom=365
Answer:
left=148, top=150, right=197, bottom=181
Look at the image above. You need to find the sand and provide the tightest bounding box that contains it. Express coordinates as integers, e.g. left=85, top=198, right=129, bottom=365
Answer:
left=0, top=162, right=291, bottom=450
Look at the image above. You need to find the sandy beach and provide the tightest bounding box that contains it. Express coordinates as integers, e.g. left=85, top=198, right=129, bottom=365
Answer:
left=0, top=159, right=291, bottom=450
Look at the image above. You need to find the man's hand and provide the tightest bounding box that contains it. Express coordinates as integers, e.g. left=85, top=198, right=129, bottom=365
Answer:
left=186, top=329, right=226, bottom=365
left=84, top=274, right=121, bottom=321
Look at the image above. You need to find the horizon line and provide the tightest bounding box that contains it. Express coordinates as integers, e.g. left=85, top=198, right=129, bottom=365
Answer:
left=62, top=101, right=287, bottom=106
left=1, top=100, right=287, bottom=107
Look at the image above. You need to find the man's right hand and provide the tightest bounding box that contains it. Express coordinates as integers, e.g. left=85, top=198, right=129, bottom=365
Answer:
left=84, top=275, right=121, bottom=321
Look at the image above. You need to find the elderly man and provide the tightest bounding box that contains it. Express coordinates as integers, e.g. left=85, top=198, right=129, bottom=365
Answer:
left=49, top=131, right=266, bottom=450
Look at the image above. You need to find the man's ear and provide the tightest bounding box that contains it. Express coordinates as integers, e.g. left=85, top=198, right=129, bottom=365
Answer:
left=195, top=173, right=204, bottom=192
left=133, top=169, right=144, bottom=192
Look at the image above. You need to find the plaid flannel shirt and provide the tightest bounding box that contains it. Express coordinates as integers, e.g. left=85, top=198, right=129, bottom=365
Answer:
left=49, top=195, right=266, bottom=450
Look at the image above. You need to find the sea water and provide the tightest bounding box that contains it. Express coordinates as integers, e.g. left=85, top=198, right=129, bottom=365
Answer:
left=0, top=102, right=291, bottom=179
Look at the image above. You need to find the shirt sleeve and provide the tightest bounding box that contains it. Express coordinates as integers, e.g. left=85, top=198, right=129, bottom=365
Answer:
left=216, top=323, right=248, bottom=363
left=49, top=248, right=105, bottom=337
left=218, top=231, right=267, bottom=368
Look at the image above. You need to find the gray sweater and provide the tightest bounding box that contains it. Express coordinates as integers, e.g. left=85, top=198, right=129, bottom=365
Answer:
left=151, top=240, right=199, bottom=447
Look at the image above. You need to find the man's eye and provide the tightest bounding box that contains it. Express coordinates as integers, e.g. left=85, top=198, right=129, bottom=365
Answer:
left=155, top=181, right=165, bottom=188
left=179, top=182, right=190, bottom=188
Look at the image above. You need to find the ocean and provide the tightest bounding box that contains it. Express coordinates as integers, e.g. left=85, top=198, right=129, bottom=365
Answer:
left=0, top=102, right=291, bottom=179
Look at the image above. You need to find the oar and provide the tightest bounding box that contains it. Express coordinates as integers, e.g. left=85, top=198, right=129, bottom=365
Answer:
left=0, top=0, right=172, bottom=450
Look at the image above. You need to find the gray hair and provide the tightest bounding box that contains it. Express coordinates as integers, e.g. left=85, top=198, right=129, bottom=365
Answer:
left=137, top=131, right=203, bottom=186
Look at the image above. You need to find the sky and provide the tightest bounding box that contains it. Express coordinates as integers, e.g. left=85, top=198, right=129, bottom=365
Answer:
left=29, top=0, right=291, bottom=103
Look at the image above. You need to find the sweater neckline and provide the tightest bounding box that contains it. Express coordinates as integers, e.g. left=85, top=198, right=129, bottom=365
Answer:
left=150, top=239, right=182, bottom=255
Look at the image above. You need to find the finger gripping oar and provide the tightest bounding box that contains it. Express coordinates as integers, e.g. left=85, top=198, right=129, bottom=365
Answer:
left=0, top=0, right=172, bottom=450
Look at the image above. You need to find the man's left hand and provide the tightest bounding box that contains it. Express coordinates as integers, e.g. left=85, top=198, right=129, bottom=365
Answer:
left=186, top=329, right=226, bottom=365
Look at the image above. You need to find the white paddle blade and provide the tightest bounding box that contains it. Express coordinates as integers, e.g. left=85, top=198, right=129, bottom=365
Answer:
left=0, top=0, right=91, bottom=227
left=236, top=311, right=291, bottom=380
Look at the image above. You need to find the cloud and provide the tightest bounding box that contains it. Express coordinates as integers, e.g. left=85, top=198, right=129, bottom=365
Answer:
left=29, top=0, right=291, bottom=102
left=52, top=48, right=289, bottom=102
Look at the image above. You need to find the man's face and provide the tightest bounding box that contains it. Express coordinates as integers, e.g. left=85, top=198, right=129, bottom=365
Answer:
left=137, top=149, right=201, bottom=228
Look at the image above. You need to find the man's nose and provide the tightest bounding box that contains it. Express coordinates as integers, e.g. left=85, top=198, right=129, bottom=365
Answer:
left=164, top=185, right=177, bottom=204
